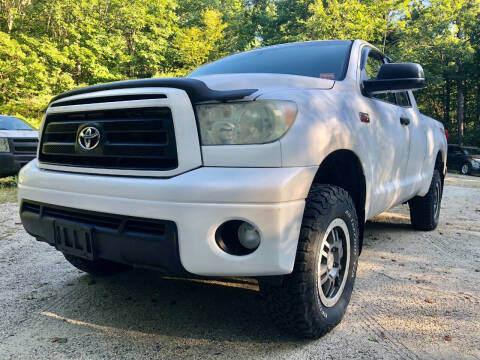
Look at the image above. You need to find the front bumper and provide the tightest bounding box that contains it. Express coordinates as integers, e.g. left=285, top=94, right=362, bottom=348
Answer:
left=18, top=160, right=317, bottom=276
left=470, top=163, right=480, bottom=176
left=0, top=153, right=35, bottom=177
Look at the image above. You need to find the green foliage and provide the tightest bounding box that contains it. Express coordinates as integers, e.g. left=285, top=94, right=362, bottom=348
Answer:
left=0, top=0, right=479, bottom=145
left=305, top=0, right=408, bottom=46
left=392, top=0, right=480, bottom=144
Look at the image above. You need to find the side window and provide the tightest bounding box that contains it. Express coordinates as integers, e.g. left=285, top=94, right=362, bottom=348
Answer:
left=361, top=49, right=396, bottom=104
left=374, top=92, right=396, bottom=104
left=395, top=92, right=411, bottom=107
left=364, top=52, right=383, bottom=80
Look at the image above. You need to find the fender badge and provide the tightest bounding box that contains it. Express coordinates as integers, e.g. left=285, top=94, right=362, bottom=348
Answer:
left=359, top=112, right=370, bottom=123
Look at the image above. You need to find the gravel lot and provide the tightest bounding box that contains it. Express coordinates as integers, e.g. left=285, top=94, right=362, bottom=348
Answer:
left=0, top=174, right=479, bottom=360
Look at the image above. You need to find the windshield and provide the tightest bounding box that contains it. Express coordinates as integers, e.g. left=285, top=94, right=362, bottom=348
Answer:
left=189, top=40, right=353, bottom=80
left=0, top=115, right=34, bottom=130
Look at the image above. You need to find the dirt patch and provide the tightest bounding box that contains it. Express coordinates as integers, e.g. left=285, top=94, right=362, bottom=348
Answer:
left=0, top=187, right=17, bottom=204
left=445, top=172, right=480, bottom=189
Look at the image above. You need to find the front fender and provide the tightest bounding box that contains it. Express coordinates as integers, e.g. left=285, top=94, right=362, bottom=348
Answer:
left=258, top=87, right=375, bottom=218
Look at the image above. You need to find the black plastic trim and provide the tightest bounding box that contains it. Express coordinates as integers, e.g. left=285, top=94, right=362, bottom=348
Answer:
left=38, top=107, right=178, bottom=171
left=363, top=78, right=425, bottom=94
left=20, top=200, right=188, bottom=275
left=50, top=78, right=257, bottom=105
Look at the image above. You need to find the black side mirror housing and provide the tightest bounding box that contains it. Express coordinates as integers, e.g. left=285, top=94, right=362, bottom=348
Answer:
left=363, top=63, right=425, bottom=95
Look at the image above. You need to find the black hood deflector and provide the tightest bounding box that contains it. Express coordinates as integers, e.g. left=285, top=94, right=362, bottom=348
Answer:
left=50, top=78, right=257, bottom=105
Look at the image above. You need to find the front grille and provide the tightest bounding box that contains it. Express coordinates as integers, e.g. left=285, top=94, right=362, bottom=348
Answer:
left=21, top=201, right=171, bottom=238
left=39, top=107, right=178, bottom=171
left=12, top=138, right=38, bottom=154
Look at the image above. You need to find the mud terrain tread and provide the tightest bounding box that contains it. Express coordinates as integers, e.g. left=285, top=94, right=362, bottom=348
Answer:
left=260, top=184, right=358, bottom=339
left=409, top=170, right=442, bottom=231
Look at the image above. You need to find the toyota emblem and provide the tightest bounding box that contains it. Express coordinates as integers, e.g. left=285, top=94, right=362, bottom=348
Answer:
left=78, top=126, right=101, bottom=150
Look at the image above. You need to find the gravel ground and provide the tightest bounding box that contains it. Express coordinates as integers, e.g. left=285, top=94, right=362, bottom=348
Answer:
left=0, top=173, right=479, bottom=359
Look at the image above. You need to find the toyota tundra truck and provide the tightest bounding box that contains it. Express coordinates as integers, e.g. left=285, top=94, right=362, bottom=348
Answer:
left=18, top=40, right=447, bottom=338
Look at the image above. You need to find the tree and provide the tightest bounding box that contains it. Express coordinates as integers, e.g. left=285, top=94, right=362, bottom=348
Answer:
left=0, top=0, right=479, bottom=145
left=166, top=8, right=227, bottom=75
left=395, top=0, right=479, bottom=145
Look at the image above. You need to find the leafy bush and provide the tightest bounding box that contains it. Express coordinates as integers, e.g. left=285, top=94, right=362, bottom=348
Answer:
left=0, top=176, right=18, bottom=188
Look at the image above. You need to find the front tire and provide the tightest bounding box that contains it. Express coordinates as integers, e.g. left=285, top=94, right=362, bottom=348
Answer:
left=409, top=169, right=442, bottom=231
left=64, top=254, right=131, bottom=276
left=460, top=163, right=471, bottom=175
left=260, top=184, right=360, bottom=339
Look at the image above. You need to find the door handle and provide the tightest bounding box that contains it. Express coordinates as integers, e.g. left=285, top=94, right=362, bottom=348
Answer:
left=400, top=117, right=410, bottom=126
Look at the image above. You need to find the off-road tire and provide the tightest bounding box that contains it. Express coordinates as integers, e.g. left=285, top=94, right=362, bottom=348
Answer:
left=259, top=184, right=360, bottom=339
left=409, top=169, right=442, bottom=231
left=64, top=254, right=131, bottom=276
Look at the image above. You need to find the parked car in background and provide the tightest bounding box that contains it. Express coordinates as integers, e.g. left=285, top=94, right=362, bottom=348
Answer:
left=447, top=144, right=480, bottom=176
left=0, top=115, right=38, bottom=178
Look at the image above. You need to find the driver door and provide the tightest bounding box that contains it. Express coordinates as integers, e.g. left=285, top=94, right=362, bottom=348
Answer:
left=359, top=48, right=411, bottom=215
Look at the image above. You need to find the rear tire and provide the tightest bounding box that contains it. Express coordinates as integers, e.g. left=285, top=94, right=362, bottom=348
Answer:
left=260, top=184, right=360, bottom=339
left=409, top=169, right=442, bottom=231
left=64, top=254, right=131, bottom=276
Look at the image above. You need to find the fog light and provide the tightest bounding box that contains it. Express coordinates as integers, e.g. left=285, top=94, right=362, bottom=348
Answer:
left=215, top=220, right=261, bottom=256
left=237, top=222, right=261, bottom=250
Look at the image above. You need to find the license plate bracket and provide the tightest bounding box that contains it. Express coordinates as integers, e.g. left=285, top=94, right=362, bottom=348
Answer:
left=54, top=220, right=95, bottom=261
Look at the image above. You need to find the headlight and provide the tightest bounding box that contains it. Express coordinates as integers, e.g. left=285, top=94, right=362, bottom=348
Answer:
left=196, top=100, right=297, bottom=145
left=0, top=138, right=10, bottom=153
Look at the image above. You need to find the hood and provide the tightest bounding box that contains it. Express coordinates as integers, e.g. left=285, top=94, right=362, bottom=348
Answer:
left=192, top=73, right=335, bottom=93
left=0, top=130, right=38, bottom=138
left=49, top=74, right=333, bottom=107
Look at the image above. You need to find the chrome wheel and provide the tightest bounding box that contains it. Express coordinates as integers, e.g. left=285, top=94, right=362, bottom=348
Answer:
left=461, top=164, right=469, bottom=175
left=317, top=218, right=350, bottom=308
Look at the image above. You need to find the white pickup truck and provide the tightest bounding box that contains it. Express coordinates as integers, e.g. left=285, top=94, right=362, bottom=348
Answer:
left=18, top=40, right=447, bottom=338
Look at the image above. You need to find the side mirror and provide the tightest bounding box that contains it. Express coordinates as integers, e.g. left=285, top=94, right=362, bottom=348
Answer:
left=363, top=63, right=425, bottom=95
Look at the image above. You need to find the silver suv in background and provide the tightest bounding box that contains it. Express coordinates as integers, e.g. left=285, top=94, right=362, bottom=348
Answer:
left=0, top=115, right=38, bottom=177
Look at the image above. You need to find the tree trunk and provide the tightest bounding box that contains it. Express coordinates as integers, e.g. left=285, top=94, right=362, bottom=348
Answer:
left=444, top=79, right=451, bottom=126
left=7, top=12, right=14, bottom=33
left=457, top=63, right=464, bottom=145
left=477, top=81, right=480, bottom=124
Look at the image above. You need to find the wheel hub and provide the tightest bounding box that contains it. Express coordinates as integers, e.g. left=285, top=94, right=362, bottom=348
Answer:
left=317, top=218, right=351, bottom=308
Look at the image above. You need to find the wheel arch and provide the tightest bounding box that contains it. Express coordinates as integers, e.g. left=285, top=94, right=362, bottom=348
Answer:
left=310, top=149, right=367, bottom=252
